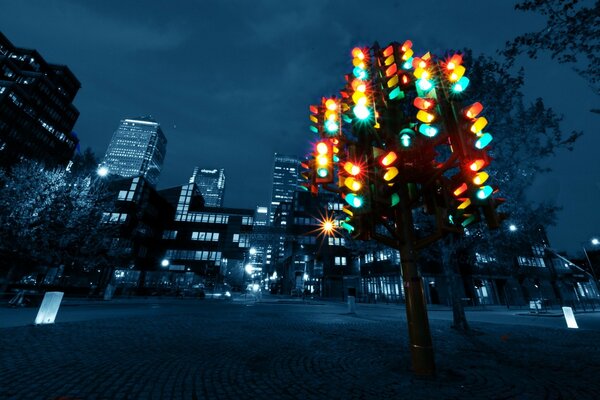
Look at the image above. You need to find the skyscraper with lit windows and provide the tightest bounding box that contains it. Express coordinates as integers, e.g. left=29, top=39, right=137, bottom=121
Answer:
left=100, top=116, right=167, bottom=186
left=269, top=153, right=302, bottom=224
left=189, top=167, right=225, bottom=207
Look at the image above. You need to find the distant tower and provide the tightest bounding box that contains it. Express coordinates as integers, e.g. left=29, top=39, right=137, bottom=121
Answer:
left=100, top=116, right=167, bottom=186
left=269, top=153, right=302, bottom=224
left=189, top=167, right=225, bottom=207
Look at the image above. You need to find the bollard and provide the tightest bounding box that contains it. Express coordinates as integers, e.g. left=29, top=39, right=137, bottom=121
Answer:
left=562, top=306, right=579, bottom=329
left=347, top=287, right=356, bottom=314
left=347, top=296, right=356, bottom=313
left=34, top=291, right=64, bottom=325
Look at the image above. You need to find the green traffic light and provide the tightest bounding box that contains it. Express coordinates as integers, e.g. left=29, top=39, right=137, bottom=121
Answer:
left=389, top=87, right=404, bottom=100
left=476, top=186, right=493, bottom=199
left=475, top=133, right=493, bottom=149
left=341, top=221, right=355, bottom=233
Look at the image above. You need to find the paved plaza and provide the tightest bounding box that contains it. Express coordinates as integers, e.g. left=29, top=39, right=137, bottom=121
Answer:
left=1, top=297, right=599, bottom=399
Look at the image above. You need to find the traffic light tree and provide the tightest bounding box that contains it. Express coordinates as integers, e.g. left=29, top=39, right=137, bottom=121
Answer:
left=302, top=41, right=506, bottom=376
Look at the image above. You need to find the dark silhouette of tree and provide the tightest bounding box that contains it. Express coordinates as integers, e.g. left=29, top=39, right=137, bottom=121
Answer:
left=0, top=161, right=120, bottom=291
left=504, top=0, right=600, bottom=96
left=70, top=147, right=100, bottom=177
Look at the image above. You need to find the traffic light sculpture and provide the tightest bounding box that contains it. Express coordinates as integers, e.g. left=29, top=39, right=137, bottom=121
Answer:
left=305, top=41, right=505, bottom=376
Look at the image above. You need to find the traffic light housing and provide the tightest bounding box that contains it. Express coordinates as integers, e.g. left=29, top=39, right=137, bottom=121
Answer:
left=314, top=140, right=334, bottom=184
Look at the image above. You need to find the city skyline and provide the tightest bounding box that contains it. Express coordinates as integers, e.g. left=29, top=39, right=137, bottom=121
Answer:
left=1, top=2, right=597, bottom=253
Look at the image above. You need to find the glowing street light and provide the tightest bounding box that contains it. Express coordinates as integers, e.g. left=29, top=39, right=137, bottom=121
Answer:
left=245, top=264, right=254, bottom=274
left=97, top=166, right=109, bottom=177
left=161, top=259, right=169, bottom=267
left=249, top=247, right=257, bottom=255
left=509, top=224, right=517, bottom=232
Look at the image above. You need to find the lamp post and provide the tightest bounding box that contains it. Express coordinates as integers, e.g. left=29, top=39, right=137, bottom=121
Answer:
left=97, top=166, right=109, bottom=178
left=582, top=238, right=599, bottom=283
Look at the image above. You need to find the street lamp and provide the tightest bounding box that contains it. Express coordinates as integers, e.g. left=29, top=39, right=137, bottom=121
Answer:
left=245, top=264, right=254, bottom=275
left=161, top=259, right=170, bottom=268
left=582, top=238, right=599, bottom=283
left=97, top=166, right=109, bottom=177
left=509, top=224, right=517, bottom=232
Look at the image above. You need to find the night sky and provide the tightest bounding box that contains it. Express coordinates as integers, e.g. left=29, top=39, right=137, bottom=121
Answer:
left=1, top=0, right=597, bottom=254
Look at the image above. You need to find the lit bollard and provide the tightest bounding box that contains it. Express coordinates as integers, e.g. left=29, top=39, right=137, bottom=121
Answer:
left=34, top=291, right=64, bottom=325
left=562, top=306, right=579, bottom=329
left=347, top=288, right=356, bottom=314
left=104, top=284, right=114, bottom=301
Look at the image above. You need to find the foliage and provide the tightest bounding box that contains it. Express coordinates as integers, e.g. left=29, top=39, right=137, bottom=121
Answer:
left=70, top=147, right=100, bottom=177
left=504, top=0, right=600, bottom=95
left=0, top=161, right=120, bottom=282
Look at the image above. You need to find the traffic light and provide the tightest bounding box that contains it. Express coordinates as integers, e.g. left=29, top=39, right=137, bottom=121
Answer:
left=314, top=140, right=334, bottom=184
left=376, top=43, right=405, bottom=101
left=309, top=104, right=322, bottom=135
left=399, top=128, right=415, bottom=148
left=324, top=97, right=341, bottom=136
left=341, top=162, right=367, bottom=209
left=350, top=47, right=373, bottom=122
left=443, top=53, right=470, bottom=93
left=447, top=173, right=480, bottom=228
left=413, top=96, right=440, bottom=138
left=412, top=53, right=435, bottom=95
left=298, top=160, right=318, bottom=195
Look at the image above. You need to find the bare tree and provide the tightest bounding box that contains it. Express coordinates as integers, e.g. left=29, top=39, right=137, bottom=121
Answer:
left=504, top=0, right=600, bottom=97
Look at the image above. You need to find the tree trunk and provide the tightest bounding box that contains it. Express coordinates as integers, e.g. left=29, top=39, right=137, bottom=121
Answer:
left=442, top=237, right=469, bottom=331
left=0, top=264, right=18, bottom=295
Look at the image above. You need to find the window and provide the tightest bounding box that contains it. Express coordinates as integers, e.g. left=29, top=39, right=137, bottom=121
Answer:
left=162, top=230, right=177, bottom=240
left=191, top=232, right=220, bottom=241
left=335, top=257, right=347, bottom=266
left=328, top=237, right=345, bottom=246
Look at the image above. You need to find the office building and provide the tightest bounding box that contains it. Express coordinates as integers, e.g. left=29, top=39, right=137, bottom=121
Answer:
left=269, top=153, right=302, bottom=224
left=189, top=167, right=225, bottom=207
left=0, top=32, right=80, bottom=167
left=100, top=116, right=167, bottom=186
left=159, top=182, right=253, bottom=289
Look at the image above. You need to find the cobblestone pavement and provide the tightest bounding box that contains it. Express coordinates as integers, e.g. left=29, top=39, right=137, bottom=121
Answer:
left=0, top=300, right=598, bottom=399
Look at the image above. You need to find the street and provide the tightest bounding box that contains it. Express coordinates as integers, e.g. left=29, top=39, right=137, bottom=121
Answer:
left=1, top=296, right=599, bottom=399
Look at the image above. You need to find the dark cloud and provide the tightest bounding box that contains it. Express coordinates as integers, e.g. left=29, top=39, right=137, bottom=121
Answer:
left=1, top=0, right=597, bottom=253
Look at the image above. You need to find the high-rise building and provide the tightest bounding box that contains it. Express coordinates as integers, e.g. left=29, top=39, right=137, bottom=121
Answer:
left=100, top=116, right=167, bottom=186
left=253, top=206, right=269, bottom=227
left=0, top=32, right=80, bottom=168
left=189, top=167, right=225, bottom=207
left=269, top=153, right=302, bottom=224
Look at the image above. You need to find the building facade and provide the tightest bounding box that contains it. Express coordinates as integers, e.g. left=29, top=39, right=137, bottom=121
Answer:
left=100, top=117, right=167, bottom=186
left=158, top=183, right=254, bottom=290
left=269, top=153, right=302, bottom=224
left=189, top=167, right=225, bottom=207
left=0, top=32, right=80, bottom=168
